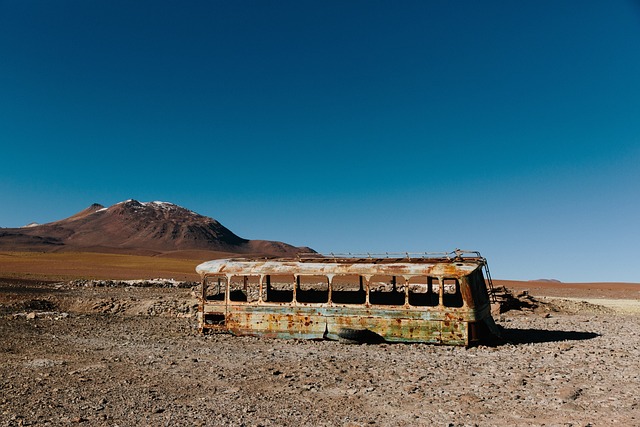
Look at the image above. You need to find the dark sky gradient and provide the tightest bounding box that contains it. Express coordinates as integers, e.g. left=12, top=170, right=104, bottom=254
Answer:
left=2, top=1, right=639, bottom=281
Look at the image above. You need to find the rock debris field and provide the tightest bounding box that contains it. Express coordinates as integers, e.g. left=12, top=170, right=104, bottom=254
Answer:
left=1, top=279, right=639, bottom=426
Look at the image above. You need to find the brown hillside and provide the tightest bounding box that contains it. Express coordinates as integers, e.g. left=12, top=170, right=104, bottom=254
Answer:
left=0, top=200, right=312, bottom=257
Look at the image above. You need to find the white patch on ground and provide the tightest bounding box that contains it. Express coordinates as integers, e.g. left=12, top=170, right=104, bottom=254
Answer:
left=553, top=297, right=640, bottom=314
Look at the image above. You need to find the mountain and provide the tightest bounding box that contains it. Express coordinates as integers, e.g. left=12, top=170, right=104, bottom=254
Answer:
left=0, top=200, right=313, bottom=257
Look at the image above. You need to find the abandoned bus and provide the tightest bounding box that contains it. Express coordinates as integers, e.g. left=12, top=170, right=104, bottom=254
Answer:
left=196, top=250, right=500, bottom=346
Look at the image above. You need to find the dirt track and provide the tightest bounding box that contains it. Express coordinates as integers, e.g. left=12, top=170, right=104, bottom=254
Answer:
left=1, top=279, right=640, bottom=426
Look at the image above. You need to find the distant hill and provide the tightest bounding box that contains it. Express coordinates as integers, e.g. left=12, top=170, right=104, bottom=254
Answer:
left=0, top=200, right=313, bottom=257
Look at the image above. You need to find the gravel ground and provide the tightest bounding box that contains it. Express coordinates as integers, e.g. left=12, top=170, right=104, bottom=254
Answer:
left=1, top=279, right=639, bottom=427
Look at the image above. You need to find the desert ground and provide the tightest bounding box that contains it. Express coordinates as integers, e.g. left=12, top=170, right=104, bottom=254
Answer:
left=1, top=252, right=640, bottom=426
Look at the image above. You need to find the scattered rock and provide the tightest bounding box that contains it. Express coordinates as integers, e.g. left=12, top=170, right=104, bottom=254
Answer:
left=1, top=279, right=638, bottom=426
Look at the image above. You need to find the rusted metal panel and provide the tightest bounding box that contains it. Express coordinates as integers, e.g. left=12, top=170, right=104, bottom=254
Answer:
left=203, top=301, right=483, bottom=344
left=460, top=277, right=476, bottom=309
left=227, top=306, right=326, bottom=340
left=327, top=316, right=442, bottom=344
left=196, top=259, right=483, bottom=279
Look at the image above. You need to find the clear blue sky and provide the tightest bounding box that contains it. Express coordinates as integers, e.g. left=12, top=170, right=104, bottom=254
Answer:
left=1, top=1, right=639, bottom=282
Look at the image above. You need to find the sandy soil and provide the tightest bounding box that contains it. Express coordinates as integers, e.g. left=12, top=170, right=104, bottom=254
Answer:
left=1, top=278, right=640, bottom=426
left=545, top=297, right=640, bottom=314
left=494, top=279, right=640, bottom=300
left=0, top=252, right=203, bottom=282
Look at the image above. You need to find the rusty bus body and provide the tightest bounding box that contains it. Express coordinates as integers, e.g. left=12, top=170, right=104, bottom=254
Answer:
left=196, top=251, right=500, bottom=346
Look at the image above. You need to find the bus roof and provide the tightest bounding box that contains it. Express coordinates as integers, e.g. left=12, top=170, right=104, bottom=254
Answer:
left=196, top=252, right=486, bottom=279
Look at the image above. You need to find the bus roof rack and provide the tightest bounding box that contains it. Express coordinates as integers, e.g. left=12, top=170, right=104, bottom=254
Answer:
left=296, top=249, right=484, bottom=262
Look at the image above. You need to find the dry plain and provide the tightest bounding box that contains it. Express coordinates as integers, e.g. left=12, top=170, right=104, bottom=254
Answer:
left=1, top=251, right=639, bottom=426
